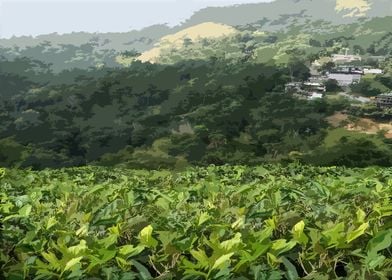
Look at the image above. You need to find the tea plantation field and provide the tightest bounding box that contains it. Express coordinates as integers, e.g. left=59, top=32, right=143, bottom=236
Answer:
left=1, top=165, right=391, bottom=279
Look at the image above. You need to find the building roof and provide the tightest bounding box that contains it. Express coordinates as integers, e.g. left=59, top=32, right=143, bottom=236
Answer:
left=309, top=92, right=323, bottom=99
left=364, top=68, right=383, bottom=74
left=378, top=93, right=392, bottom=97
left=331, top=54, right=361, bottom=61
left=328, top=72, right=362, bottom=76
left=285, top=82, right=302, bottom=86
left=304, top=82, right=324, bottom=87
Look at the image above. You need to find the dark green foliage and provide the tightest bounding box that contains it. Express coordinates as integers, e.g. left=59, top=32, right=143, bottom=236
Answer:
left=309, top=39, right=322, bottom=48
left=2, top=52, right=389, bottom=169
left=376, top=74, right=392, bottom=89
left=304, top=137, right=392, bottom=167
left=348, top=106, right=392, bottom=122
left=0, top=56, right=345, bottom=169
left=324, top=79, right=341, bottom=93
left=0, top=72, right=35, bottom=99
left=351, top=79, right=383, bottom=97
left=287, top=57, right=310, bottom=82
left=0, top=138, right=29, bottom=167
left=320, top=62, right=335, bottom=74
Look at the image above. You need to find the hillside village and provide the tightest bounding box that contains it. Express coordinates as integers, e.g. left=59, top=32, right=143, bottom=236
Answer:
left=285, top=49, right=392, bottom=110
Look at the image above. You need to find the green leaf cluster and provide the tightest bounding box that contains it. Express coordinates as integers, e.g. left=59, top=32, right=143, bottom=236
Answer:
left=1, top=164, right=391, bottom=279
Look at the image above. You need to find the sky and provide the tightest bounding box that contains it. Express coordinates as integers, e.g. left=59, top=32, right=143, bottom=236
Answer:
left=0, top=0, right=272, bottom=38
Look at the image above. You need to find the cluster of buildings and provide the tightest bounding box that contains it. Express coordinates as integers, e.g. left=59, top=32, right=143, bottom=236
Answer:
left=325, top=66, right=383, bottom=87
left=285, top=49, right=392, bottom=109
left=313, top=49, right=384, bottom=87
left=285, top=50, right=387, bottom=103
left=285, top=81, right=326, bottom=100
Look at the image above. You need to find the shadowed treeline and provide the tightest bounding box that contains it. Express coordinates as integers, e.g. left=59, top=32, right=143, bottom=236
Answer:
left=1, top=54, right=392, bottom=169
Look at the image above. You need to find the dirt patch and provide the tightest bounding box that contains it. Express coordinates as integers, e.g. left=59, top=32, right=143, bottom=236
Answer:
left=326, top=112, right=349, bottom=127
left=385, top=132, right=392, bottom=139
left=327, top=112, right=392, bottom=138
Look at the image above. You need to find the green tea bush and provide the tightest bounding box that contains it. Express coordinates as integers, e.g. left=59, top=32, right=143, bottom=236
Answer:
left=0, top=164, right=391, bottom=279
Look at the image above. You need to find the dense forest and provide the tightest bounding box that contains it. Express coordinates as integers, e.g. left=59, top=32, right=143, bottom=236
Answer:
left=1, top=2, right=392, bottom=170
left=0, top=56, right=317, bottom=167
left=1, top=54, right=392, bottom=169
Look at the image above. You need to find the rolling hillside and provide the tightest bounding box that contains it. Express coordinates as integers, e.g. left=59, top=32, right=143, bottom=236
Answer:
left=183, top=0, right=392, bottom=29
left=135, top=16, right=392, bottom=65
left=138, top=22, right=238, bottom=63
left=1, top=0, right=392, bottom=70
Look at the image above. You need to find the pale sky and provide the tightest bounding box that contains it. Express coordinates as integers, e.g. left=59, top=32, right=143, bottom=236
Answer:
left=0, top=0, right=272, bottom=38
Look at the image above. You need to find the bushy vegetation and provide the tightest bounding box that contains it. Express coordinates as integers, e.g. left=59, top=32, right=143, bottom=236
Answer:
left=1, top=165, right=391, bottom=279
left=1, top=56, right=353, bottom=169
left=351, top=75, right=390, bottom=97
left=3, top=54, right=391, bottom=169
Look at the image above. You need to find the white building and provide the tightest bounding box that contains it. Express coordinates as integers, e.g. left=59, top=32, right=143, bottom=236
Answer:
left=332, top=54, right=362, bottom=64
left=303, top=82, right=326, bottom=93
left=327, top=73, right=362, bottom=86
left=285, top=82, right=302, bottom=93
left=308, top=92, right=323, bottom=100
left=364, top=68, right=383, bottom=75
left=331, top=49, right=361, bottom=64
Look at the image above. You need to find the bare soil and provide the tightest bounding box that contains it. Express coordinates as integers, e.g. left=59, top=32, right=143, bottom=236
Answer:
left=327, top=112, right=392, bottom=139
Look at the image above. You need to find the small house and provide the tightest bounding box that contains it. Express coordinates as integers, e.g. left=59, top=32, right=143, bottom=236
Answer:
left=331, top=54, right=361, bottom=64
left=364, top=68, right=383, bottom=75
left=303, top=82, right=326, bottom=93
left=376, top=93, right=392, bottom=108
left=284, top=82, right=302, bottom=94
left=308, top=92, right=323, bottom=100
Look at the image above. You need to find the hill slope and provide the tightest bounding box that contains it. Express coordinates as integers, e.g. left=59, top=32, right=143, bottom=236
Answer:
left=1, top=0, right=392, bottom=70
left=139, top=22, right=238, bottom=63
left=136, top=16, right=392, bottom=65
left=183, top=0, right=392, bottom=30
left=0, top=25, right=175, bottom=71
